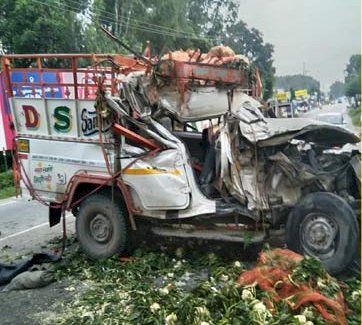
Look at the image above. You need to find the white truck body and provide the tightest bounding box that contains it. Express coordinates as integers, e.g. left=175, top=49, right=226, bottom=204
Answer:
left=2, top=53, right=360, bottom=275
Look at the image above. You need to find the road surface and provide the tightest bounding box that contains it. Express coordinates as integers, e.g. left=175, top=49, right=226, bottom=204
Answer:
left=0, top=197, right=75, bottom=259
left=299, top=101, right=360, bottom=134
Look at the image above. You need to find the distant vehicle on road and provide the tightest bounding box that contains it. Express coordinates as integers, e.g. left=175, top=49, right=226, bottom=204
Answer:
left=337, top=98, right=343, bottom=103
left=317, top=112, right=345, bottom=126
left=296, top=100, right=308, bottom=112
left=278, top=102, right=294, bottom=118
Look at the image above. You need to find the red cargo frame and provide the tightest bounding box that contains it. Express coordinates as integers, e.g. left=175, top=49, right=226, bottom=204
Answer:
left=1, top=53, right=148, bottom=100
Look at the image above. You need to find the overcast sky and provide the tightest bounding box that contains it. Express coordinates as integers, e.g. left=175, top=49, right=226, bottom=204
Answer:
left=238, top=0, right=361, bottom=91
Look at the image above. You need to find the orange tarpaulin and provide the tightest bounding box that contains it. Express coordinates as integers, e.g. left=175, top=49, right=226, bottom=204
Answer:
left=237, top=249, right=347, bottom=325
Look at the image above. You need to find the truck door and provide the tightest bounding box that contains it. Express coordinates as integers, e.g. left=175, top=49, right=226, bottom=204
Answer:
left=121, top=145, right=190, bottom=210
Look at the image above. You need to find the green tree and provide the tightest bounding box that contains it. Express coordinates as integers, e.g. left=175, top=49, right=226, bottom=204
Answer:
left=88, top=0, right=275, bottom=99
left=275, top=75, right=320, bottom=95
left=0, top=0, right=87, bottom=54
left=345, top=75, right=361, bottom=104
left=0, top=0, right=276, bottom=99
left=91, top=0, right=218, bottom=54
left=329, top=81, right=345, bottom=99
left=345, top=54, right=361, bottom=80
left=344, top=54, right=361, bottom=107
left=80, top=0, right=125, bottom=54
left=223, top=22, right=275, bottom=100
left=289, top=88, right=296, bottom=100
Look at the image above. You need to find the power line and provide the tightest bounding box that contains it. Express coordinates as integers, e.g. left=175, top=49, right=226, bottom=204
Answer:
left=64, top=0, right=207, bottom=38
left=78, top=1, right=220, bottom=41
left=31, top=0, right=222, bottom=42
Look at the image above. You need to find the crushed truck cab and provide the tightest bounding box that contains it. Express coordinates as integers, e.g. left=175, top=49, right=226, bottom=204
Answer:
left=1, top=51, right=360, bottom=275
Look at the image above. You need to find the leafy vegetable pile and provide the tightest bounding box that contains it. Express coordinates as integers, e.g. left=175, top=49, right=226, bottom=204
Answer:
left=51, top=245, right=360, bottom=325
left=238, top=249, right=355, bottom=325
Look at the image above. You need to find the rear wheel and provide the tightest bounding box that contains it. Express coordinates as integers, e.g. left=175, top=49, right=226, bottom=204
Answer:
left=76, top=193, right=127, bottom=260
left=286, top=192, right=359, bottom=275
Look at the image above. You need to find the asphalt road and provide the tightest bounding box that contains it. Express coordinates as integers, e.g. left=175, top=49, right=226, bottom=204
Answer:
left=0, top=197, right=75, bottom=259
left=300, top=101, right=360, bottom=134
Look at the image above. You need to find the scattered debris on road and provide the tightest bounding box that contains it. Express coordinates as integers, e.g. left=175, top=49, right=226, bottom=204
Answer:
left=41, top=243, right=360, bottom=325
left=0, top=253, right=60, bottom=289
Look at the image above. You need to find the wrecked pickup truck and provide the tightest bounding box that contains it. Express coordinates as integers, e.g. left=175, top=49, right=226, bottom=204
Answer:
left=1, top=45, right=360, bottom=276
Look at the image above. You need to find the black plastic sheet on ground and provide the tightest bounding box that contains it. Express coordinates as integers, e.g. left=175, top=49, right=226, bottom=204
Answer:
left=0, top=253, right=60, bottom=285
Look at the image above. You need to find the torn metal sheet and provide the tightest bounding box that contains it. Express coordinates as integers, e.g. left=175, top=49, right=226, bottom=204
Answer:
left=157, top=88, right=261, bottom=122
left=218, top=127, right=246, bottom=204
left=267, top=152, right=316, bottom=186
left=237, top=164, right=269, bottom=211
left=259, top=118, right=360, bottom=147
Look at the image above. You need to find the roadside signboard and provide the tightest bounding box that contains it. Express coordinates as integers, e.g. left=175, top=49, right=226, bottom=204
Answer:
left=276, top=92, right=288, bottom=102
left=295, top=89, right=308, bottom=98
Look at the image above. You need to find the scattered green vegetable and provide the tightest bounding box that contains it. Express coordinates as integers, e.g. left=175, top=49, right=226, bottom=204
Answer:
left=48, top=242, right=361, bottom=325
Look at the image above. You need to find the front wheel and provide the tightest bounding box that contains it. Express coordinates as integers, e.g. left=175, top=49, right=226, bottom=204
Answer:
left=286, top=192, right=359, bottom=275
left=76, top=193, right=127, bottom=260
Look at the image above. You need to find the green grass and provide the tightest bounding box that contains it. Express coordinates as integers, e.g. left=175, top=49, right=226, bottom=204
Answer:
left=348, top=106, right=361, bottom=127
left=0, top=170, right=16, bottom=199
left=0, top=186, right=16, bottom=200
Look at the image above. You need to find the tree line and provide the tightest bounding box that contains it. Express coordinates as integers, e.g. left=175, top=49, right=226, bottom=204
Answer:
left=329, top=54, right=360, bottom=104
left=0, top=0, right=275, bottom=99
left=275, top=74, right=320, bottom=99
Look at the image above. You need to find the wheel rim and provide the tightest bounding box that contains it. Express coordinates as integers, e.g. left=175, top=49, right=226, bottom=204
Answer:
left=89, top=213, right=112, bottom=243
left=300, top=213, right=338, bottom=260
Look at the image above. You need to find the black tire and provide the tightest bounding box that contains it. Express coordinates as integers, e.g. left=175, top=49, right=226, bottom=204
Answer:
left=76, top=193, right=127, bottom=260
left=345, top=251, right=361, bottom=277
left=286, top=192, right=359, bottom=275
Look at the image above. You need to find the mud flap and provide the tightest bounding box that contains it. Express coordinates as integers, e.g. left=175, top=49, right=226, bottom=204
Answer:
left=49, top=203, right=61, bottom=227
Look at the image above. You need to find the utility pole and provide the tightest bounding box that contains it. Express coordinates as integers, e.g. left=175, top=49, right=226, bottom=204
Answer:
left=115, top=0, right=119, bottom=35
left=125, top=2, right=133, bottom=37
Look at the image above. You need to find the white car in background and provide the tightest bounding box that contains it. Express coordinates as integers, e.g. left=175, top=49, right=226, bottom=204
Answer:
left=317, top=112, right=346, bottom=127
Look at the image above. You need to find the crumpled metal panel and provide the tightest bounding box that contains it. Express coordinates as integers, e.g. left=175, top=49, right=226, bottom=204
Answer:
left=122, top=148, right=190, bottom=210
left=259, top=118, right=360, bottom=147
left=114, top=72, right=360, bottom=217
left=236, top=110, right=360, bottom=148
left=232, top=98, right=271, bottom=144
left=157, top=88, right=262, bottom=122
left=219, top=127, right=246, bottom=204
left=238, top=163, right=269, bottom=211
left=267, top=152, right=316, bottom=186
left=219, top=120, right=269, bottom=212
left=264, top=151, right=314, bottom=206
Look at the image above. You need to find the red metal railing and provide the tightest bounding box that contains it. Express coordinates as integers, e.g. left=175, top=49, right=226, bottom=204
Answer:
left=1, top=53, right=148, bottom=100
